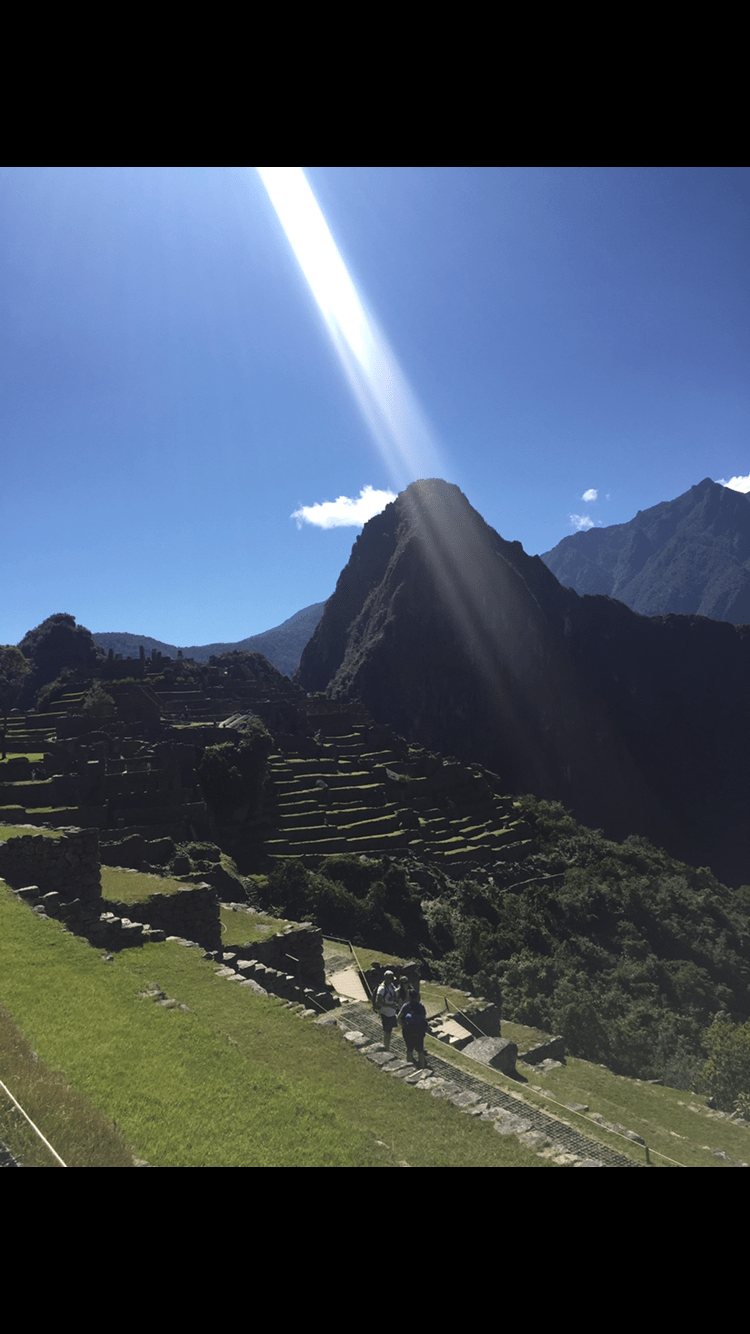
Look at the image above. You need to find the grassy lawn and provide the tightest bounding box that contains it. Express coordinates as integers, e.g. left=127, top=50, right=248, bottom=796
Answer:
left=509, top=1047, right=750, bottom=1169
left=220, top=905, right=295, bottom=946
left=0, top=883, right=549, bottom=1167
left=0, top=1005, right=133, bottom=1167
left=0, top=824, right=62, bottom=842
left=100, top=867, right=191, bottom=904
left=26, top=807, right=76, bottom=817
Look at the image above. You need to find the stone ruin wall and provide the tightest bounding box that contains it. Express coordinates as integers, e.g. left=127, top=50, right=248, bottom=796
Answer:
left=0, top=827, right=332, bottom=1006
left=105, top=884, right=221, bottom=951
left=0, top=826, right=220, bottom=950
left=0, top=827, right=101, bottom=902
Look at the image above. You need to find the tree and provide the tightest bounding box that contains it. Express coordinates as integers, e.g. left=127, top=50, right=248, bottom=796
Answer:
left=17, top=612, right=102, bottom=706
left=197, top=719, right=272, bottom=825
left=696, top=1014, right=750, bottom=1114
left=0, top=646, right=30, bottom=759
left=81, top=681, right=116, bottom=720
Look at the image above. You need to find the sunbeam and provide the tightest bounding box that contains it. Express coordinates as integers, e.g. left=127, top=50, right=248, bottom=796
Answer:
left=256, top=167, right=443, bottom=489
left=258, top=169, right=519, bottom=718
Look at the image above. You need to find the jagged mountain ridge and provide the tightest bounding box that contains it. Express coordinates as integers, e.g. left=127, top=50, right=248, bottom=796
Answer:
left=541, top=478, right=750, bottom=622
left=297, top=479, right=750, bottom=886
left=94, top=602, right=325, bottom=678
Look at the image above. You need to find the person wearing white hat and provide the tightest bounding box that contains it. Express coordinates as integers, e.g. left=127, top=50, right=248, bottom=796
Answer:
left=375, top=969, right=399, bottom=1051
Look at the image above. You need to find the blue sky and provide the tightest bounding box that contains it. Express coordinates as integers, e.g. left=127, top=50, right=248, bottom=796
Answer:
left=2, top=166, right=748, bottom=648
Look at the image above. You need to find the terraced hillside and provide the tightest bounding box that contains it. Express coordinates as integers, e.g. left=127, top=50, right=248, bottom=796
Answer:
left=0, top=660, right=304, bottom=850
left=262, top=707, right=532, bottom=869
left=1, top=675, right=533, bottom=879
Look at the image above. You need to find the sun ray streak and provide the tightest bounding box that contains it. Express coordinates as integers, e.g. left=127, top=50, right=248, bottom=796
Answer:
left=256, top=167, right=443, bottom=488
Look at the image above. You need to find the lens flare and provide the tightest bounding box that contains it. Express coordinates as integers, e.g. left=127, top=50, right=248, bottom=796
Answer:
left=259, top=169, right=538, bottom=749
left=256, top=167, right=443, bottom=488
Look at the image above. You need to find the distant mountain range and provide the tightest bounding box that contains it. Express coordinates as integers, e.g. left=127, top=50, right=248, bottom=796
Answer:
left=94, top=602, right=325, bottom=679
left=541, top=478, right=750, bottom=622
left=94, top=478, right=750, bottom=688
left=297, top=478, right=750, bottom=886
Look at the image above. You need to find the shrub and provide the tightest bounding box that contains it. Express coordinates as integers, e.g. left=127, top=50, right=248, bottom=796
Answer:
left=18, top=613, right=102, bottom=705
left=81, top=681, right=116, bottom=719
left=198, top=721, right=272, bottom=823
left=696, top=1014, right=750, bottom=1113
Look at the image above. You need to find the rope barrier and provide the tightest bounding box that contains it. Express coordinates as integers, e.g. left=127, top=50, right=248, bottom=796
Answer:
left=322, top=934, right=373, bottom=999
left=0, top=1078, right=67, bottom=1167
left=439, top=1001, right=681, bottom=1167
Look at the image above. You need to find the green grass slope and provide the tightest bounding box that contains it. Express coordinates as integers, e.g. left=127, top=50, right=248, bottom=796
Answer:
left=0, top=884, right=547, bottom=1167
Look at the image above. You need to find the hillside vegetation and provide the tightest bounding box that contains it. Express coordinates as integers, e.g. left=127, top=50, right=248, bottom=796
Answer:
left=260, top=801, right=750, bottom=1090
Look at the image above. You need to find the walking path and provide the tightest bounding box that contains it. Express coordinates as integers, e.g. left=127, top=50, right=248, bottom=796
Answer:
left=338, top=1001, right=642, bottom=1168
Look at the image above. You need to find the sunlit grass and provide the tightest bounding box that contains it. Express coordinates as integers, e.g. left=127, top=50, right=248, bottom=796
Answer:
left=0, top=824, right=62, bottom=842
left=0, top=1005, right=134, bottom=1167
left=219, top=905, right=294, bottom=946
left=0, top=884, right=549, bottom=1166
left=100, top=867, right=189, bottom=904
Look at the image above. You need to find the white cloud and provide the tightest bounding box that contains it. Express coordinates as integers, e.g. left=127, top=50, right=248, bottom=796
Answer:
left=582, top=488, right=598, bottom=503
left=719, top=474, right=750, bottom=494
left=570, top=513, right=595, bottom=531
left=292, top=484, right=397, bottom=530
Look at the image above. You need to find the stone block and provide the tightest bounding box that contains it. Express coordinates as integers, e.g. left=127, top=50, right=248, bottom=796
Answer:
left=519, top=1036, right=566, bottom=1065
left=432, top=1017, right=474, bottom=1049
left=462, top=1036, right=518, bottom=1075
left=450, top=1001, right=500, bottom=1038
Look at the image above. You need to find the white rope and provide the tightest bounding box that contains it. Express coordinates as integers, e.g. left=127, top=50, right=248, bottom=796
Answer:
left=0, top=1078, right=67, bottom=1167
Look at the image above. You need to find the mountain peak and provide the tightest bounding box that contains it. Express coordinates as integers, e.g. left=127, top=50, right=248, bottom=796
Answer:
left=542, top=478, right=750, bottom=621
left=297, top=477, right=750, bottom=885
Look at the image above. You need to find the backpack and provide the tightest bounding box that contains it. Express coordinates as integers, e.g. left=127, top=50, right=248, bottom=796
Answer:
left=401, top=1000, right=426, bottom=1031
left=375, top=982, right=396, bottom=1013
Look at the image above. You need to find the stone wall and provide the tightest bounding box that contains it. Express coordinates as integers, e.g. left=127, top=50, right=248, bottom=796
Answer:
left=239, top=922, right=327, bottom=989
left=0, top=826, right=220, bottom=951
left=214, top=916, right=337, bottom=1009
left=105, top=883, right=220, bottom=951
left=0, top=827, right=101, bottom=901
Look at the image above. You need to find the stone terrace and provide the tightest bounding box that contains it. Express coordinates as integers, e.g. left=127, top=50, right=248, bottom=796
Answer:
left=261, top=707, right=532, bottom=868
left=2, top=684, right=532, bottom=876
